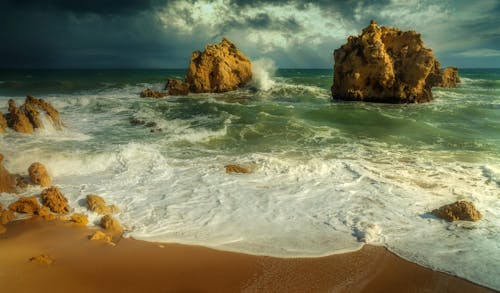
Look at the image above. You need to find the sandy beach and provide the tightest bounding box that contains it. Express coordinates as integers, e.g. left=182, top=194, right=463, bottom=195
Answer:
left=0, top=218, right=493, bottom=293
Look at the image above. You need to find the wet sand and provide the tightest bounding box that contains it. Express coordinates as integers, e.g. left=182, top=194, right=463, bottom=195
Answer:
left=0, top=218, right=494, bottom=293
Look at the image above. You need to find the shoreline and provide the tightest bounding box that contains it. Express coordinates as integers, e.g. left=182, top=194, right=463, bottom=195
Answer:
left=0, top=218, right=494, bottom=293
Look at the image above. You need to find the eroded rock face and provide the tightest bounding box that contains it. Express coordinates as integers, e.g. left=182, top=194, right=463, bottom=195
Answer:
left=140, top=88, right=168, bottom=99
left=186, top=38, right=252, bottom=93
left=4, top=96, right=62, bottom=133
left=0, top=113, right=7, bottom=133
left=41, top=186, right=70, bottom=214
left=9, top=196, right=42, bottom=214
left=86, top=194, right=119, bottom=215
left=28, top=162, right=51, bottom=187
left=166, top=79, right=190, bottom=96
left=6, top=99, right=34, bottom=133
left=332, top=20, right=457, bottom=103
left=100, top=215, right=123, bottom=233
left=0, top=154, right=17, bottom=194
left=428, top=63, right=460, bottom=88
left=432, top=200, right=482, bottom=222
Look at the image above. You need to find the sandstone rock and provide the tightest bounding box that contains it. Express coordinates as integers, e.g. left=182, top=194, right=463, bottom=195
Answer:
left=1, top=209, right=15, bottom=225
left=14, top=175, right=28, bottom=189
left=428, top=64, right=460, bottom=88
left=41, top=186, right=69, bottom=214
left=0, top=112, right=7, bottom=133
left=28, top=162, right=51, bottom=187
left=432, top=200, right=482, bottom=222
left=0, top=224, right=5, bottom=234
left=23, top=95, right=62, bottom=129
left=140, top=88, right=167, bottom=99
left=29, top=254, right=53, bottom=265
left=70, top=213, right=89, bottom=225
left=6, top=99, right=34, bottom=133
left=38, top=206, right=57, bottom=220
left=186, top=38, right=252, bottom=93
left=332, top=20, right=457, bottom=103
left=86, top=194, right=119, bottom=215
left=4, top=96, right=62, bottom=133
left=0, top=154, right=17, bottom=194
left=166, top=79, right=189, bottom=96
left=89, top=230, right=112, bottom=242
left=100, top=215, right=123, bottom=233
left=9, top=196, right=42, bottom=214
left=225, top=164, right=252, bottom=174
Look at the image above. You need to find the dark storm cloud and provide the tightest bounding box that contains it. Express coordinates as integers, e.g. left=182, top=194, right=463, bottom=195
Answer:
left=0, top=0, right=499, bottom=68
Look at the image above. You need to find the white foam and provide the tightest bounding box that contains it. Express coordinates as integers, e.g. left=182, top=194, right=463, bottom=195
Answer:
left=250, top=58, right=277, bottom=91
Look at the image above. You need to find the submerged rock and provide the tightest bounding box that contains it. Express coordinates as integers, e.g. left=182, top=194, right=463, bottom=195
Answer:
left=86, top=194, right=119, bottom=215
left=41, top=186, right=70, bottom=214
left=0, top=154, right=17, bottom=194
left=332, top=20, right=458, bottom=103
left=166, top=79, right=190, bottom=96
left=225, top=164, right=252, bottom=174
left=9, top=196, right=42, bottom=214
left=100, top=215, right=123, bottom=233
left=29, top=254, right=53, bottom=265
left=140, top=88, right=167, bottom=99
left=28, top=162, right=51, bottom=187
left=186, top=38, right=252, bottom=93
left=432, top=200, right=482, bottom=222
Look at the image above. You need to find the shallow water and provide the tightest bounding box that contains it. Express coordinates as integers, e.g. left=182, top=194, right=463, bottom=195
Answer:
left=0, top=66, right=499, bottom=289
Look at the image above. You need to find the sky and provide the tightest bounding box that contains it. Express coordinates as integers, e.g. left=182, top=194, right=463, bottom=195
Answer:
left=1, top=0, right=499, bottom=69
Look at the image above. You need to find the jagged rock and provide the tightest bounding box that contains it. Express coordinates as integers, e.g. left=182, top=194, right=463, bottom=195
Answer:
left=130, top=118, right=146, bottom=125
left=28, top=162, right=51, bottom=187
left=332, top=20, right=457, bottom=103
left=9, top=196, right=42, bottom=214
left=14, top=174, right=28, bottom=189
left=6, top=99, right=34, bottom=133
left=4, top=96, right=62, bottom=133
left=0, top=112, right=7, bottom=133
left=89, top=230, right=112, bottom=242
left=0, top=154, right=17, bottom=194
left=432, top=200, right=482, bottom=222
left=86, top=194, right=119, bottom=215
left=38, top=206, right=57, bottom=220
left=428, top=63, right=460, bottom=88
left=225, top=164, right=252, bottom=174
left=140, top=88, right=167, bottom=99
left=41, top=186, right=69, bottom=214
left=100, top=215, right=123, bottom=233
left=166, top=79, right=189, bottom=96
left=70, top=213, right=89, bottom=225
left=185, top=38, right=252, bottom=93
left=29, top=254, right=53, bottom=265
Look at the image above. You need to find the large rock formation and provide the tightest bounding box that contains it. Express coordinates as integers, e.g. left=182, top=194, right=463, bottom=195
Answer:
left=428, top=63, right=460, bottom=88
left=0, top=154, right=16, bottom=194
left=332, top=20, right=459, bottom=103
left=3, top=96, right=62, bottom=133
left=432, top=201, right=482, bottom=222
left=163, top=38, right=252, bottom=97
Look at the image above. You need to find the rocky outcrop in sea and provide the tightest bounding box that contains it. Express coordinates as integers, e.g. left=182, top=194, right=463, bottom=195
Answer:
left=332, top=20, right=459, bottom=103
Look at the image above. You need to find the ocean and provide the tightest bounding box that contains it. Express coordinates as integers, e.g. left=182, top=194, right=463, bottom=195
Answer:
left=0, top=64, right=499, bottom=290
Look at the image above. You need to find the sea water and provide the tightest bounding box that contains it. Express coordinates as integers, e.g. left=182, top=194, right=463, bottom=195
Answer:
left=0, top=66, right=499, bottom=289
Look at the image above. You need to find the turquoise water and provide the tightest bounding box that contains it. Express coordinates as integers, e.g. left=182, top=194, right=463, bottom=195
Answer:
left=0, top=67, right=499, bottom=289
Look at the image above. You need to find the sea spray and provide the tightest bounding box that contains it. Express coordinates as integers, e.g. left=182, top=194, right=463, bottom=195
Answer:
left=250, top=58, right=276, bottom=91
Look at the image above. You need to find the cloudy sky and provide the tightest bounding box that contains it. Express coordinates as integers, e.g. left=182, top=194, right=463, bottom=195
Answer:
left=1, top=0, right=499, bottom=68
